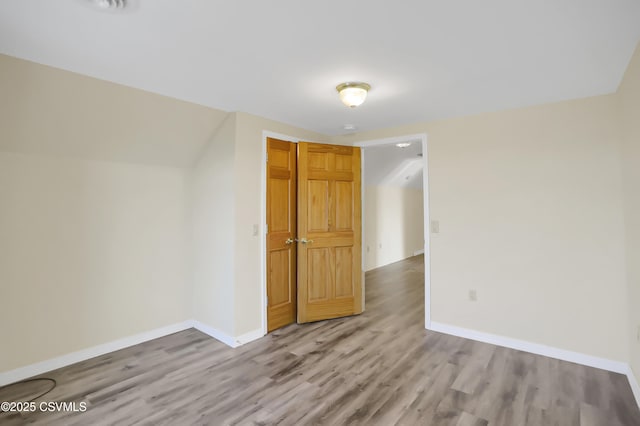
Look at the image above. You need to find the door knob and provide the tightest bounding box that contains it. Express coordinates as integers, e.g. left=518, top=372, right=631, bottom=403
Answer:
left=299, top=238, right=314, bottom=244
left=285, top=238, right=294, bottom=245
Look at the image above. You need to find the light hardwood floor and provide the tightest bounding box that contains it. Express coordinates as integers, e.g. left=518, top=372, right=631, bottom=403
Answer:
left=1, top=255, right=639, bottom=425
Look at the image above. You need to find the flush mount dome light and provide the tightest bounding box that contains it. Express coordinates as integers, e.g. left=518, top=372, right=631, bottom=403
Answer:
left=336, top=82, right=371, bottom=108
left=81, top=0, right=139, bottom=14
left=88, top=0, right=127, bottom=10
left=396, top=142, right=411, bottom=148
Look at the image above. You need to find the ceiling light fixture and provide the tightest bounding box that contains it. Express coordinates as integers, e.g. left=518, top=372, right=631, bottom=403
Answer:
left=336, top=82, right=371, bottom=108
left=396, top=142, right=411, bottom=148
left=89, top=0, right=126, bottom=10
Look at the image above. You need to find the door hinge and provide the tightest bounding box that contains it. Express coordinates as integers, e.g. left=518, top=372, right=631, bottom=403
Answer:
left=265, top=224, right=268, bottom=233
left=266, top=296, right=269, bottom=307
left=266, top=153, right=268, bottom=163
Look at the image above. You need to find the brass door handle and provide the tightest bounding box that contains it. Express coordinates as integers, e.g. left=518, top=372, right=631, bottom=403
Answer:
left=299, top=238, right=314, bottom=244
left=285, top=238, right=294, bottom=245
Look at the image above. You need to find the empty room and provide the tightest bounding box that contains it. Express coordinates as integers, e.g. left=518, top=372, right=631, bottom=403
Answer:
left=1, top=1, right=639, bottom=425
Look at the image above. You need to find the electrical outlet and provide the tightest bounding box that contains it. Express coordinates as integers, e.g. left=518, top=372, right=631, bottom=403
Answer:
left=431, top=220, right=440, bottom=234
left=469, top=289, right=477, bottom=301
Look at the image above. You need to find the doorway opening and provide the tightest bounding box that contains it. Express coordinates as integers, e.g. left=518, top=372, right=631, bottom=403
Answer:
left=356, top=134, right=430, bottom=329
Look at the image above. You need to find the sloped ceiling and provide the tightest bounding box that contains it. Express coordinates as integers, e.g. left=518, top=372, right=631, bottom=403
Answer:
left=1, top=0, right=639, bottom=137
left=0, top=54, right=228, bottom=167
left=364, top=142, right=423, bottom=189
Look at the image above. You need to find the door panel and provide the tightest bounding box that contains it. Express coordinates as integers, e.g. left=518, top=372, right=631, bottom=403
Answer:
left=335, top=181, right=353, bottom=230
left=266, top=138, right=297, bottom=332
left=269, top=179, right=291, bottom=232
left=269, top=249, right=292, bottom=305
left=308, top=152, right=330, bottom=171
left=335, top=154, right=352, bottom=172
left=307, top=180, right=330, bottom=232
left=335, top=246, right=354, bottom=298
left=297, top=142, right=362, bottom=323
left=308, top=248, right=331, bottom=301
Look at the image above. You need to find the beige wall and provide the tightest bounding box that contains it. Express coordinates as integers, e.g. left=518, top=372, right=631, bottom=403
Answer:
left=0, top=54, right=227, bottom=168
left=333, top=95, right=629, bottom=362
left=364, top=186, right=424, bottom=271
left=0, top=153, right=191, bottom=372
left=618, top=44, right=640, bottom=382
left=191, top=113, right=237, bottom=336
left=0, top=55, right=223, bottom=374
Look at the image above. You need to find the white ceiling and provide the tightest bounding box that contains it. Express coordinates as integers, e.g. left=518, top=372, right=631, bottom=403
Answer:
left=1, top=0, right=639, bottom=136
left=364, top=142, right=423, bottom=189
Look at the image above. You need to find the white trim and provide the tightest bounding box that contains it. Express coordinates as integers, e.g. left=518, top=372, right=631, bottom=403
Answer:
left=413, top=249, right=425, bottom=256
left=430, top=322, right=628, bottom=374
left=432, top=321, right=640, bottom=411
left=235, top=329, right=265, bottom=346
left=261, top=131, right=300, bottom=335
left=193, top=321, right=264, bottom=348
left=3, top=317, right=637, bottom=411
left=627, top=365, right=640, bottom=409
left=353, top=134, right=425, bottom=148
left=1, top=321, right=269, bottom=387
left=360, top=151, right=366, bottom=312
left=0, top=321, right=193, bottom=387
left=262, top=131, right=300, bottom=144
left=356, top=133, right=431, bottom=329
left=260, top=133, right=267, bottom=336
left=191, top=320, right=237, bottom=348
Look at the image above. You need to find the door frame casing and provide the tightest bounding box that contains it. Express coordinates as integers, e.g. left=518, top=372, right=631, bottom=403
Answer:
left=354, top=133, right=431, bottom=330
left=260, top=131, right=431, bottom=334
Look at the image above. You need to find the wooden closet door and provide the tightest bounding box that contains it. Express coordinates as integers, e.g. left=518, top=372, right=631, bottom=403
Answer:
left=297, top=142, right=362, bottom=323
left=266, top=138, right=297, bottom=332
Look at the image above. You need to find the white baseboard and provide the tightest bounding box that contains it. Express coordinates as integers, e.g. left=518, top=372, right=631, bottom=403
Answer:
left=1, top=320, right=268, bottom=387
left=627, top=365, right=640, bottom=410
left=191, top=320, right=237, bottom=347
left=0, top=321, right=193, bottom=387
left=429, top=322, right=628, bottom=374
left=6, top=317, right=633, bottom=409
left=192, top=321, right=264, bottom=348
left=236, top=329, right=265, bottom=346
left=430, top=321, right=640, bottom=411
left=413, top=249, right=425, bottom=256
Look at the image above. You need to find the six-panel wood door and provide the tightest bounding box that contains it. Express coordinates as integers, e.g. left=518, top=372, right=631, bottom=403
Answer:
left=266, top=138, right=297, bottom=332
left=296, top=142, right=362, bottom=323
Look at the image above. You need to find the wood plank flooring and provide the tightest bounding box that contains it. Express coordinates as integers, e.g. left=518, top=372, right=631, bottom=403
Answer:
left=1, top=255, right=639, bottom=425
